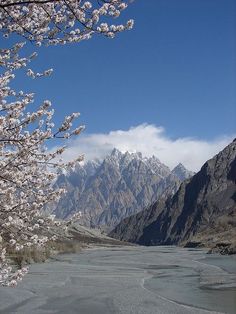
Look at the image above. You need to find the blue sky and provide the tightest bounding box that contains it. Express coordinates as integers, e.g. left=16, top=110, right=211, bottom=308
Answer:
left=1, top=0, right=236, bottom=170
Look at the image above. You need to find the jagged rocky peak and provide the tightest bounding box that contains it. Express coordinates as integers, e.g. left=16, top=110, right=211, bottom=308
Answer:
left=53, top=147, right=193, bottom=229
left=110, top=148, right=123, bottom=159
left=171, top=163, right=194, bottom=181
left=107, top=149, right=173, bottom=177
left=83, top=159, right=102, bottom=175
left=103, top=148, right=124, bottom=167
left=118, top=151, right=139, bottom=170
left=52, top=146, right=195, bottom=230
left=147, top=155, right=162, bottom=164
left=172, top=163, right=186, bottom=172
left=146, top=155, right=171, bottom=177
left=111, top=149, right=145, bottom=161
left=105, top=149, right=152, bottom=172
left=130, top=151, right=143, bottom=159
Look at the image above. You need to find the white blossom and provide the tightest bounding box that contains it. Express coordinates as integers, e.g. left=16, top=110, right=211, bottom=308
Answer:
left=0, top=44, right=85, bottom=286
left=0, top=1, right=134, bottom=45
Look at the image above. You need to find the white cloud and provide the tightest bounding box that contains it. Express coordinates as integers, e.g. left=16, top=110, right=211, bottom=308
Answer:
left=57, top=124, right=235, bottom=172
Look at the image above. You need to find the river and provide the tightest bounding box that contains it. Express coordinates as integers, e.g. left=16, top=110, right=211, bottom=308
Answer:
left=0, top=246, right=235, bottom=314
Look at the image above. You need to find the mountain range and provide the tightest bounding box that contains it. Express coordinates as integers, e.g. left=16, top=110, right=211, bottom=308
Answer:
left=53, top=149, right=193, bottom=230
left=109, top=139, right=236, bottom=253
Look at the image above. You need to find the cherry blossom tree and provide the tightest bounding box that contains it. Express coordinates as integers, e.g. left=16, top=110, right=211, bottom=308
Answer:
left=0, top=1, right=134, bottom=286
left=0, top=0, right=134, bottom=45
left=0, top=42, right=85, bottom=287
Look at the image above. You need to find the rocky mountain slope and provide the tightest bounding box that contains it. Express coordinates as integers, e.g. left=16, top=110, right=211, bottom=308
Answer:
left=53, top=149, right=193, bottom=230
left=110, top=140, right=236, bottom=252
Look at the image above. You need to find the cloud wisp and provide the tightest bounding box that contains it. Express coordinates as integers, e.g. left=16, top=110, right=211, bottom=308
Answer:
left=57, top=124, right=234, bottom=172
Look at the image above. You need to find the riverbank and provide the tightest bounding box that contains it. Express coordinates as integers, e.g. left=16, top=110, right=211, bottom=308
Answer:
left=7, top=223, right=131, bottom=268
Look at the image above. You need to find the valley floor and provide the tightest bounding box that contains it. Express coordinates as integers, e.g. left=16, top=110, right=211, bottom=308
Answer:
left=0, top=246, right=235, bottom=314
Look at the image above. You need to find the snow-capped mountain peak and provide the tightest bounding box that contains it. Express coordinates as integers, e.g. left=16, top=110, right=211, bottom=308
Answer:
left=53, top=148, right=194, bottom=229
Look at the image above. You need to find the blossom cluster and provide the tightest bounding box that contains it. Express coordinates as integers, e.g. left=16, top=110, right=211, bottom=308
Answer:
left=0, top=43, right=84, bottom=287
left=0, top=0, right=134, bottom=45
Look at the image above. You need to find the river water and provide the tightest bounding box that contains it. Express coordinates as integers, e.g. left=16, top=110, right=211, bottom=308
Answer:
left=0, top=246, right=235, bottom=314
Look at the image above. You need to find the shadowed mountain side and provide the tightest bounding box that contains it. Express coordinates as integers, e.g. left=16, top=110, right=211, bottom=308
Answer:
left=110, top=140, right=236, bottom=252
